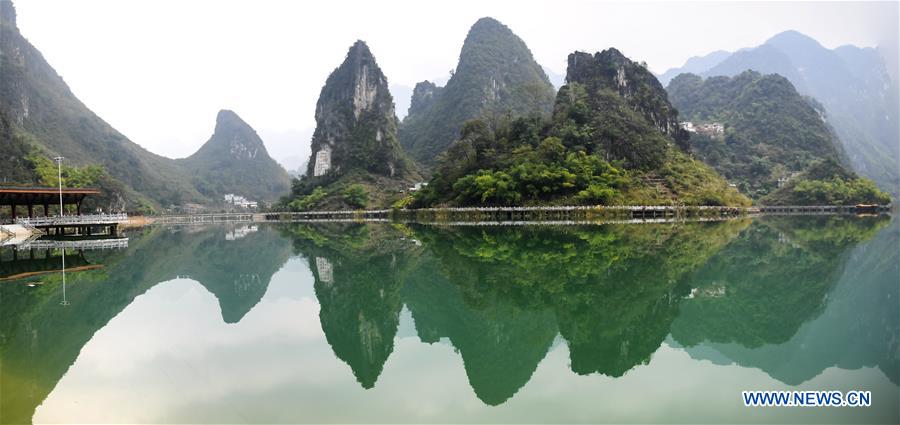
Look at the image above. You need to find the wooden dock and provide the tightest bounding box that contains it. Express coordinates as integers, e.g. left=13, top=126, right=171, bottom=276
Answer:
left=15, top=213, right=128, bottom=236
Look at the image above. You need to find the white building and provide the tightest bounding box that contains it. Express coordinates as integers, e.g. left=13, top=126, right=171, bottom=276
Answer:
left=313, top=146, right=332, bottom=177
left=316, top=257, right=334, bottom=285
left=224, top=194, right=258, bottom=209
left=225, top=225, right=258, bottom=241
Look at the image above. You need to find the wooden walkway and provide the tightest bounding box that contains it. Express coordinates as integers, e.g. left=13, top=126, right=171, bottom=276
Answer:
left=144, top=204, right=891, bottom=225
left=151, top=212, right=256, bottom=224
left=15, top=213, right=128, bottom=236
left=756, top=205, right=887, bottom=214
left=17, top=238, right=129, bottom=251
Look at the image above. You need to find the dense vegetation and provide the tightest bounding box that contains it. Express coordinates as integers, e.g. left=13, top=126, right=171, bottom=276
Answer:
left=668, top=71, right=890, bottom=204
left=398, top=17, right=556, bottom=167
left=0, top=109, right=38, bottom=184
left=760, top=159, right=891, bottom=205
left=412, top=49, right=749, bottom=207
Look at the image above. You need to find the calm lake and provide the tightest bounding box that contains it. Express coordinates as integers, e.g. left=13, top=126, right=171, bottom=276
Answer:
left=1, top=216, right=897, bottom=424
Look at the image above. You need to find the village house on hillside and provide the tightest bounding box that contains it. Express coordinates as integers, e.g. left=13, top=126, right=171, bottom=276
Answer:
left=224, top=193, right=258, bottom=209
left=680, top=121, right=725, bottom=137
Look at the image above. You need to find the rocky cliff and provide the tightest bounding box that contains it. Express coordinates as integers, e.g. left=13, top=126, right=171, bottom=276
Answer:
left=304, top=41, right=412, bottom=180
left=566, top=49, right=689, bottom=151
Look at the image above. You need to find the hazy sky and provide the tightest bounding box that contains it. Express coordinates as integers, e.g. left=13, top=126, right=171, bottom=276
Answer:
left=13, top=0, right=899, bottom=169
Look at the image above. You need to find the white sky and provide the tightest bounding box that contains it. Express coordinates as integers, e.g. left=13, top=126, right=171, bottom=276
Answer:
left=13, top=0, right=899, bottom=170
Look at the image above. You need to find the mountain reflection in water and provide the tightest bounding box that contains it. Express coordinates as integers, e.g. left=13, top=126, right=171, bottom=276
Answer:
left=0, top=217, right=896, bottom=424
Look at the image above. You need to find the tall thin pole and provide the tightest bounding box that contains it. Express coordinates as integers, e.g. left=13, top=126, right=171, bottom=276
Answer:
left=60, top=248, right=69, bottom=306
left=54, top=156, right=64, bottom=217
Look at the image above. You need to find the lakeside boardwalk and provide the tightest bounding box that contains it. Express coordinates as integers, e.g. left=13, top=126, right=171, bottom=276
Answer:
left=144, top=204, right=891, bottom=226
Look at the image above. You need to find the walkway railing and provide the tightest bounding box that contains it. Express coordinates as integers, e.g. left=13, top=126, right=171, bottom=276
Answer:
left=16, top=213, right=128, bottom=227
left=18, top=238, right=129, bottom=251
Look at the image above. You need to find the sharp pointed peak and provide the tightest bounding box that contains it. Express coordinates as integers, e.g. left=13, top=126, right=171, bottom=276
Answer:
left=216, top=109, right=241, bottom=122
left=214, top=109, right=252, bottom=131
left=212, top=109, right=260, bottom=141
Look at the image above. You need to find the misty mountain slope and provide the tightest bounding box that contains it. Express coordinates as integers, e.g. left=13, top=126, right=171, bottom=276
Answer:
left=700, top=31, right=899, bottom=195
left=399, top=17, right=556, bottom=167
left=178, top=110, right=291, bottom=201
left=0, top=1, right=206, bottom=207
left=657, top=50, right=730, bottom=86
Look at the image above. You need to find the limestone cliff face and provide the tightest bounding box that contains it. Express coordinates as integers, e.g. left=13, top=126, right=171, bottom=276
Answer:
left=305, top=41, right=411, bottom=180
left=180, top=110, right=290, bottom=200
left=567, top=49, right=688, bottom=149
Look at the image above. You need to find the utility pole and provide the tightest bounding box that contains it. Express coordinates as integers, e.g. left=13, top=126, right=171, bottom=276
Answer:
left=54, top=156, right=64, bottom=217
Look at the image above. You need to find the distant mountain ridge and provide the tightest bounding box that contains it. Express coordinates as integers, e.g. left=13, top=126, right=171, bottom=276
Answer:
left=662, top=30, right=899, bottom=195
left=399, top=17, right=556, bottom=167
left=657, top=50, right=730, bottom=86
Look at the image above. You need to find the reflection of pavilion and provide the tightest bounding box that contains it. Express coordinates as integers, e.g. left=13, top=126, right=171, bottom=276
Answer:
left=0, top=248, right=101, bottom=282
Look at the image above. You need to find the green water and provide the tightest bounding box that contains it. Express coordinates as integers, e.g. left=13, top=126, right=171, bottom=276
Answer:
left=1, top=216, right=897, bottom=424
